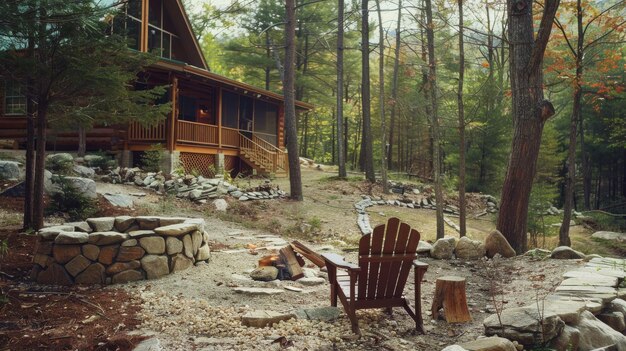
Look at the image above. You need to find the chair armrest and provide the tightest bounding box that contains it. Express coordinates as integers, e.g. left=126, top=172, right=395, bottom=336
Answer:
left=321, top=253, right=360, bottom=271
left=413, top=260, right=429, bottom=269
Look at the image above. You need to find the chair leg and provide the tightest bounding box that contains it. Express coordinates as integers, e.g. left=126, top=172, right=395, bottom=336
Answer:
left=330, top=283, right=337, bottom=307
left=385, top=307, right=393, bottom=316
left=347, top=308, right=361, bottom=335
left=414, top=267, right=427, bottom=334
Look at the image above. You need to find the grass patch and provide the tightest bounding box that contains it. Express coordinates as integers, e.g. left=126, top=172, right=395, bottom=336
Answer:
left=0, top=209, right=22, bottom=227
left=318, top=175, right=363, bottom=183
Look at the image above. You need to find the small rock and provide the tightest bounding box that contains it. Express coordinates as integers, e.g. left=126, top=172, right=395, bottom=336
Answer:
left=112, top=270, right=143, bottom=284
left=170, top=254, right=194, bottom=272
left=64, top=255, right=91, bottom=277
left=55, top=231, right=89, bottom=244
left=551, top=246, right=585, bottom=260
left=459, top=337, right=516, bottom=351
left=139, top=236, right=166, bottom=254
left=166, top=237, right=183, bottom=255
left=52, top=245, right=81, bottom=264
left=88, top=231, right=128, bottom=245
left=212, top=198, right=228, bottom=212
left=484, top=230, right=516, bottom=258
left=430, top=237, right=456, bottom=259
left=141, top=255, right=169, bottom=279
left=417, top=240, right=433, bottom=254
left=154, top=223, right=198, bottom=236
left=241, top=310, right=296, bottom=328
left=250, top=266, right=279, bottom=281
left=87, top=217, right=115, bottom=232
left=455, top=237, right=486, bottom=260
left=75, top=263, right=105, bottom=285
left=298, top=277, right=326, bottom=286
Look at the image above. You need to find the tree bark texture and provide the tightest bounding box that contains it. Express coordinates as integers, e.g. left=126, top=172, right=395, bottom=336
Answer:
left=559, top=0, right=584, bottom=247
left=424, top=0, right=444, bottom=239
left=388, top=0, right=401, bottom=171
left=376, top=0, right=388, bottom=193
left=457, top=0, right=466, bottom=237
left=284, top=0, right=303, bottom=201
left=497, top=0, right=560, bottom=253
left=33, top=100, right=47, bottom=230
left=361, top=0, right=375, bottom=182
left=337, top=0, right=347, bottom=178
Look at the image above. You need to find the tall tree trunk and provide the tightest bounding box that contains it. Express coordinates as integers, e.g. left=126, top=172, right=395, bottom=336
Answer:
left=284, top=0, right=302, bottom=201
left=265, top=31, right=271, bottom=90
left=33, top=100, right=48, bottom=230
left=497, top=0, right=560, bottom=253
left=388, top=0, right=401, bottom=171
left=337, top=0, right=347, bottom=178
left=419, top=3, right=433, bottom=178
left=361, top=0, right=375, bottom=182
left=376, top=0, right=388, bottom=193
left=457, top=0, right=466, bottom=237
left=559, top=0, right=583, bottom=247
left=424, top=0, right=444, bottom=239
left=23, top=30, right=35, bottom=229
left=78, top=125, right=86, bottom=157
left=580, top=113, right=591, bottom=210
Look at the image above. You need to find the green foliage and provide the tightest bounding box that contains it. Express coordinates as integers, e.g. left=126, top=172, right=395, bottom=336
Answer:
left=46, top=177, right=97, bottom=221
left=87, top=152, right=117, bottom=171
left=587, top=212, right=626, bottom=233
left=140, top=144, right=164, bottom=172
left=45, top=156, right=73, bottom=175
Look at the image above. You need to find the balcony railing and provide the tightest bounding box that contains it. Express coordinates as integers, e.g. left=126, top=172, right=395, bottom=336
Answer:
left=221, top=127, right=239, bottom=148
left=128, top=121, right=166, bottom=141
left=176, top=120, right=218, bottom=145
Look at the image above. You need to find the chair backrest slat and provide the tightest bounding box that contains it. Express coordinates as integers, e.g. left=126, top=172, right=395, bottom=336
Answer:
left=357, top=218, right=420, bottom=301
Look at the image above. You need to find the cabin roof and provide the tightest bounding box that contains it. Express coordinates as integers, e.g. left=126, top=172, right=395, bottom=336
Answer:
left=170, top=0, right=208, bottom=70
left=153, top=60, right=315, bottom=111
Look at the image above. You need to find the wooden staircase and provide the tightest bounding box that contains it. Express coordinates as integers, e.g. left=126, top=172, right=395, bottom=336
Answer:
left=239, top=133, right=289, bottom=177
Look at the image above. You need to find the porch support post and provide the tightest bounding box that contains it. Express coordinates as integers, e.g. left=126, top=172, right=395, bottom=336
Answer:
left=140, top=0, right=149, bottom=52
left=167, top=75, right=178, bottom=151
left=217, top=87, right=223, bottom=148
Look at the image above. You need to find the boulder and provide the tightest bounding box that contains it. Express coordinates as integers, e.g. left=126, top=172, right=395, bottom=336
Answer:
left=441, top=346, right=468, bottom=351
left=73, top=165, right=95, bottom=178
left=141, top=255, right=169, bottom=279
left=64, top=255, right=91, bottom=277
left=458, top=336, right=517, bottom=351
left=196, top=244, right=210, bottom=261
left=182, top=235, right=193, bottom=258
left=75, top=263, right=105, bottom=285
left=116, top=246, right=146, bottom=262
left=166, top=237, right=183, bottom=255
left=46, top=153, right=73, bottom=172
left=417, top=240, right=433, bottom=254
left=106, top=260, right=141, bottom=275
left=55, top=231, right=89, bottom=244
left=455, top=237, right=486, bottom=260
left=0, top=160, right=21, bottom=180
left=549, top=325, right=580, bottom=351
left=298, top=277, right=326, bottom=286
left=608, top=299, right=626, bottom=317
left=65, top=221, right=92, bottom=233
left=98, top=245, right=119, bottom=265
left=114, top=216, right=135, bottom=232
left=87, top=217, right=115, bottom=232
left=598, top=312, right=626, bottom=332
left=128, top=230, right=156, bottom=238
left=212, top=199, right=228, bottom=212
left=485, top=230, right=516, bottom=258
left=139, top=236, right=165, bottom=254
left=484, top=306, right=564, bottom=346
left=170, top=254, right=194, bottom=272
left=250, top=266, right=279, bottom=281
left=57, top=177, right=97, bottom=199
left=576, top=310, right=626, bottom=350
left=83, top=244, right=100, bottom=261
left=551, top=246, right=585, bottom=260
left=112, top=270, right=143, bottom=284
left=430, top=236, right=456, bottom=259
left=121, top=239, right=137, bottom=247
left=88, top=231, right=128, bottom=245
left=154, top=223, right=198, bottom=236
left=592, top=231, right=626, bottom=243
left=37, top=263, right=73, bottom=285
left=135, top=216, right=160, bottom=230
left=103, top=194, right=133, bottom=208
left=191, top=230, right=202, bottom=253
left=52, top=245, right=81, bottom=264
left=241, top=310, right=296, bottom=328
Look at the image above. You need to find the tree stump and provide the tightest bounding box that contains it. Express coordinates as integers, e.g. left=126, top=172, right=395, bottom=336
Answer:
left=431, top=276, right=471, bottom=323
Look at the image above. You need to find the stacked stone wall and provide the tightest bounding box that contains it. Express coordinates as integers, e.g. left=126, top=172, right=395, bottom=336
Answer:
left=31, top=216, right=210, bottom=285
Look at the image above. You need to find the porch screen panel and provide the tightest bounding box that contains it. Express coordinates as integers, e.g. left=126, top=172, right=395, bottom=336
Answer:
left=222, top=91, right=239, bottom=128
left=254, top=101, right=278, bottom=146
left=179, top=95, right=197, bottom=122
left=239, top=96, right=253, bottom=131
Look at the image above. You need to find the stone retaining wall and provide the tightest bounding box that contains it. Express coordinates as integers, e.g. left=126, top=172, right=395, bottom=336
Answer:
left=31, top=216, right=211, bottom=285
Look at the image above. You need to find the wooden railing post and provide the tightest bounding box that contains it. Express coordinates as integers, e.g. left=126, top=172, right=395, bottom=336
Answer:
left=167, top=76, right=178, bottom=151
left=218, top=88, right=222, bottom=148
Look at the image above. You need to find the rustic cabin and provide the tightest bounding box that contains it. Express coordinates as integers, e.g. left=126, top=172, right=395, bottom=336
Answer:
left=0, top=0, right=313, bottom=177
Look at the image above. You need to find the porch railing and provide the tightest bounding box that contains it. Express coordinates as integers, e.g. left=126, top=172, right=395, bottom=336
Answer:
left=176, top=120, right=218, bottom=145
left=128, top=121, right=166, bottom=141
left=221, top=127, right=239, bottom=148
left=252, top=135, right=287, bottom=173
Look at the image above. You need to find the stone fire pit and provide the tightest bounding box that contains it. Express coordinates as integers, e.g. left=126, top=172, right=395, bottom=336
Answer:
left=31, top=216, right=211, bottom=285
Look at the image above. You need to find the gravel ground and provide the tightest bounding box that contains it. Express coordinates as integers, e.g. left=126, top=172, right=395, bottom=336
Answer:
left=121, top=214, right=580, bottom=351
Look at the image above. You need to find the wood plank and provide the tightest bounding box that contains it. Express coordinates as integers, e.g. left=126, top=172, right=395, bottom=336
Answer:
left=377, top=217, right=399, bottom=298
left=365, top=224, right=385, bottom=299
left=394, top=226, right=420, bottom=298
left=291, top=241, right=325, bottom=267
left=279, top=245, right=304, bottom=281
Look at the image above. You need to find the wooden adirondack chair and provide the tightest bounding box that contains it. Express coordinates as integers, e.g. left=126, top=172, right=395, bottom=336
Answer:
left=321, top=217, right=429, bottom=334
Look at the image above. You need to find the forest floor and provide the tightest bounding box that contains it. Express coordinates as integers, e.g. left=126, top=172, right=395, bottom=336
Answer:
left=0, top=167, right=619, bottom=350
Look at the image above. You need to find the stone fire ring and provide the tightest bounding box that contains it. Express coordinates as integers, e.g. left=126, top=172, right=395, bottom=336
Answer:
left=31, top=216, right=211, bottom=285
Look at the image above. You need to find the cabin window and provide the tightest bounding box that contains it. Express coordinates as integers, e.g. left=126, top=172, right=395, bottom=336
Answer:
left=222, top=91, right=239, bottom=129
left=3, top=80, right=27, bottom=116
left=196, top=99, right=215, bottom=125
left=146, top=0, right=176, bottom=60
left=179, top=95, right=197, bottom=122
left=254, top=101, right=278, bottom=146
left=110, top=0, right=141, bottom=50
